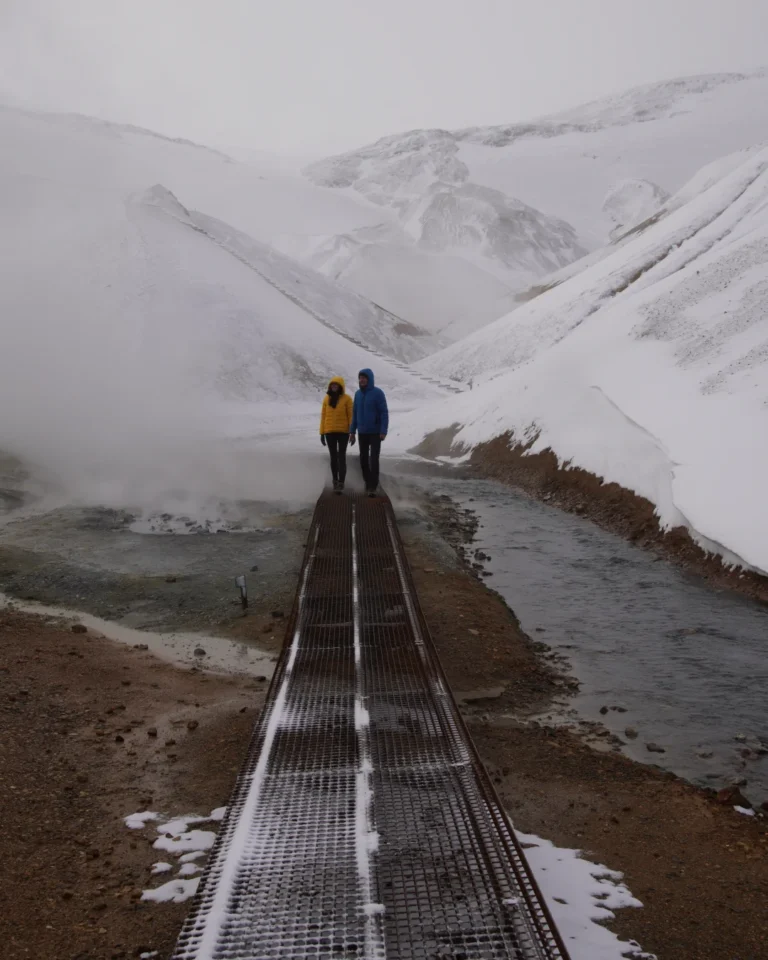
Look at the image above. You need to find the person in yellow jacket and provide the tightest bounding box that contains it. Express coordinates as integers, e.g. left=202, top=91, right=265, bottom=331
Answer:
left=319, top=376, right=354, bottom=492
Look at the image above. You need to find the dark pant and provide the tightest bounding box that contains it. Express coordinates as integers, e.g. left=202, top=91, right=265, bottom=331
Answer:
left=358, top=433, right=382, bottom=491
left=326, top=433, right=349, bottom=484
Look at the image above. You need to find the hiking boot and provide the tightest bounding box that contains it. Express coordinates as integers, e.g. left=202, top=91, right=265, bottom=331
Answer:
left=367, top=488, right=377, bottom=498
left=334, top=481, right=343, bottom=495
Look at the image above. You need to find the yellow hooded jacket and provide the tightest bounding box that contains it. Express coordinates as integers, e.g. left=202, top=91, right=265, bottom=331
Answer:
left=320, top=376, right=353, bottom=435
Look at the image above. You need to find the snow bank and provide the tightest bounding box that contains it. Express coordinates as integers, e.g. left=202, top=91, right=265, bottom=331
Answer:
left=394, top=145, right=768, bottom=574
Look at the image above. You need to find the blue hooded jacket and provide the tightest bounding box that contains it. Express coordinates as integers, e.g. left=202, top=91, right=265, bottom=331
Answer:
left=350, top=368, right=389, bottom=436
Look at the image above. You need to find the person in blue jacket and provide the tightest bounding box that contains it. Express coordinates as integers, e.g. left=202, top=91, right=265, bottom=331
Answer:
left=349, top=368, right=389, bottom=497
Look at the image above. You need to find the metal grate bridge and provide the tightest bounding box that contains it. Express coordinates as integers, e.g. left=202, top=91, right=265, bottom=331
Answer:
left=171, top=491, right=570, bottom=960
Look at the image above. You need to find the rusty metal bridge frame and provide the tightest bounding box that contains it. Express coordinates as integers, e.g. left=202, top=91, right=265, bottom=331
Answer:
left=172, top=492, right=570, bottom=960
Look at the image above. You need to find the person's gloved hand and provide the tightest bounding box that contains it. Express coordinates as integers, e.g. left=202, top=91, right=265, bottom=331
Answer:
left=348, top=434, right=356, bottom=446
left=320, top=435, right=327, bottom=446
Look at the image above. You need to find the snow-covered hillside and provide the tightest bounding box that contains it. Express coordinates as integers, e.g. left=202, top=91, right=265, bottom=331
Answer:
left=305, top=70, right=768, bottom=276
left=393, top=144, right=768, bottom=575
left=300, top=130, right=588, bottom=334
left=281, top=225, right=522, bottom=341
left=0, top=104, right=386, bottom=244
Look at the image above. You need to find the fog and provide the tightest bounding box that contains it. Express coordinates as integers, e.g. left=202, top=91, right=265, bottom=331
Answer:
left=2, top=0, right=767, bottom=154
left=0, top=125, right=327, bottom=518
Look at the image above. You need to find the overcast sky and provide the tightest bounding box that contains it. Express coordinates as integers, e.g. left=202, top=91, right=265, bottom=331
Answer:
left=2, top=0, right=767, bottom=157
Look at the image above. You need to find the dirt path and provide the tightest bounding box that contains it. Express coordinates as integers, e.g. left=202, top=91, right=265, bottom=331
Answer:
left=0, top=609, right=264, bottom=960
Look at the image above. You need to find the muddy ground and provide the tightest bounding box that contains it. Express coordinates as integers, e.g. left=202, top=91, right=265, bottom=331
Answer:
left=1, top=490, right=767, bottom=960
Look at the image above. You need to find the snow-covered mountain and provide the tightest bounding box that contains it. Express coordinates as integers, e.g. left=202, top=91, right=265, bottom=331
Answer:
left=455, top=69, right=768, bottom=245
left=300, top=130, right=588, bottom=336
left=392, top=142, right=768, bottom=575
left=300, top=70, right=768, bottom=335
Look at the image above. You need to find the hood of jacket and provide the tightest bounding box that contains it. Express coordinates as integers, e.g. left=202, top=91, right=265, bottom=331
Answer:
left=358, top=368, right=375, bottom=390
left=328, top=376, right=346, bottom=393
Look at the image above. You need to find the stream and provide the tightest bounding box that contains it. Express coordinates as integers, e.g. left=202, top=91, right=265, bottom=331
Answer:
left=402, top=468, right=768, bottom=807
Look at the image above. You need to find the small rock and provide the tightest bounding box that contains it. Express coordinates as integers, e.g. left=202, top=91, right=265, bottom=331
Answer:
left=186, top=720, right=199, bottom=731
left=121, top=680, right=131, bottom=686
left=147, top=728, right=158, bottom=738
left=624, top=727, right=638, bottom=739
left=731, top=776, right=748, bottom=787
left=133, top=643, right=149, bottom=651
left=646, top=742, right=666, bottom=754
left=165, top=576, right=177, bottom=584
left=735, top=733, right=747, bottom=742
left=612, top=706, right=627, bottom=713
left=696, top=750, right=714, bottom=759
left=256, top=675, right=267, bottom=683
left=599, top=706, right=609, bottom=715
left=261, top=623, right=273, bottom=634
left=271, top=610, right=285, bottom=619
left=250, top=565, right=259, bottom=572
left=71, top=624, right=88, bottom=634
left=468, top=628, right=479, bottom=636
left=716, top=785, right=750, bottom=807
left=193, top=647, right=206, bottom=657
left=239, top=706, right=247, bottom=713
left=114, top=735, right=124, bottom=744
left=165, top=739, right=177, bottom=747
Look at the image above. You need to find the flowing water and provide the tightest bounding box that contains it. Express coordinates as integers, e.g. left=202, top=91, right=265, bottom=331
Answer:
left=399, top=468, right=768, bottom=807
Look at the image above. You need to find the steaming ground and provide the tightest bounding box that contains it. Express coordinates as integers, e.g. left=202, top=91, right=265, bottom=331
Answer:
left=0, top=446, right=316, bottom=634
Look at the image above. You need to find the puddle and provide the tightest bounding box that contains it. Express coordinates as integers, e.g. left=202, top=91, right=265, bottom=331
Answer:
left=403, top=473, right=768, bottom=806
left=0, top=592, right=277, bottom=679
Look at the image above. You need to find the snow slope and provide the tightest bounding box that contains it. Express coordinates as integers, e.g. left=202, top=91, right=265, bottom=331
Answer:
left=301, top=131, right=587, bottom=334
left=139, top=187, right=444, bottom=364
left=283, top=227, right=521, bottom=340
left=0, top=103, right=388, bottom=247
left=393, top=144, right=768, bottom=575
left=306, top=70, right=768, bottom=264
left=457, top=70, right=768, bottom=246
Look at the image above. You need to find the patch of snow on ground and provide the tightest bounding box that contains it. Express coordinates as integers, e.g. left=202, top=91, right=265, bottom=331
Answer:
left=141, top=878, right=200, bottom=904
left=125, top=806, right=227, bottom=905
left=153, top=828, right=217, bottom=854
left=124, top=811, right=160, bottom=830
left=516, top=831, right=655, bottom=960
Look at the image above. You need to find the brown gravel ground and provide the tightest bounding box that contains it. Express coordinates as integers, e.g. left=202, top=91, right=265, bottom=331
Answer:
left=1, top=503, right=766, bottom=960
